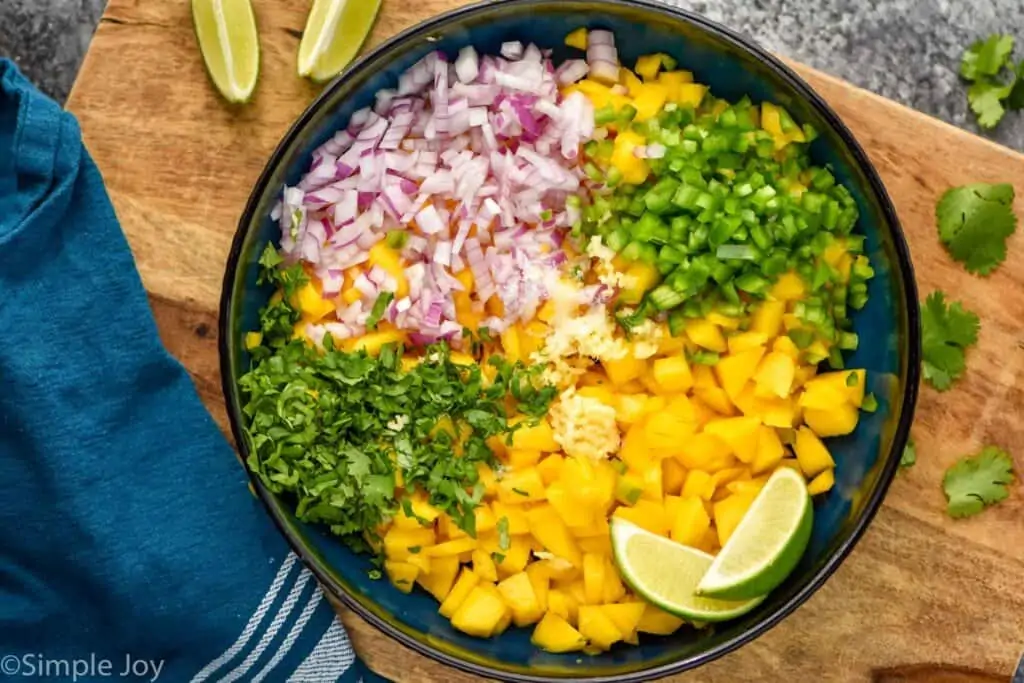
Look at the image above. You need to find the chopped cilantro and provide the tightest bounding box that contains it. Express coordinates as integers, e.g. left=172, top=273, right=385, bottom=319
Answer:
left=968, top=81, right=1015, bottom=128
left=689, top=350, right=721, bottom=366
left=900, top=438, right=917, bottom=469
left=511, top=487, right=529, bottom=497
left=497, top=516, right=511, bottom=551
left=366, top=292, right=395, bottom=331
left=254, top=244, right=308, bottom=352
left=846, top=371, right=859, bottom=387
left=943, top=446, right=1015, bottom=518
left=936, top=183, right=1017, bottom=276
left=861, top=393, right=878, bottom=413
left=960, top=35, right=1021, bottom=129
left=368, top=569, right=382, bottom=580
left=407, top=546, right=421, bottom=554
left=961, top=35, right=1015, bottom=81
left=921, top=291, right=980, bottom=391
left=491, top=552, right=506, bottom=565
left=240, top=295, right=556, bottom=552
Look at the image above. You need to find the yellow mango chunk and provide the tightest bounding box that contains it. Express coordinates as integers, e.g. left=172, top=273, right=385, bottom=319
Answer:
left=507, top=449, right=543, bottom=469
left=794, top=426, right=835, bottom=477
left=645, top=410, right=698, bottom=451
left=548, top=480, right=593, bottom=528
left=528, top=505, right=584, bottom=568
left=676, top=83, right=707, bottom=108
left=620, top=262, right=661, bottom=304
left=636, top=603, right=685, bottom=635
left=634, top=54, right=663, bottom=80
left=603, top=354, right=646, bottom=386
left=770, top=271, right=806, bottom=301
left=685, top=319, right=727, bottom=352
left=682, top=469, right=716, bottom=500
left=497, top=536, right=533, bottom=578
left=615, top=393, right=650, bottom=426
left=451, top=585, right=510, bottom=638
left=751, top=426, right=786, bottom=474
left=621, top=68, right=644, bottom=97
left=620, top=422, right=650, bottom=470
left=612, top=499, right=669, bottom=536
left=546, top=589, right=579, bottom=625
left=728, top=331, right=769, bottom=355
left=750, top=300, right=786, bottom=338
left=807, top=468, right=836, bottom=495
left=424, top=537, right=477, bottom=558
left=754, top=351, right=796, bottom=398
left=500, top=326, right=521, bottom=363
left=293, top=280, right=336, bottom=321
left=536, top=453, right=564, bottom=486
left=439, top=569, right=480, bottom=618
left=578, top=605, right=623, bottom=651
left=417, top=556, right=460, bottom=602
left=348, top=329, right=407, bottom=356
left=583, top=553, right=606, bottom=605
left=497, top=467, right=547, bottom=504
left=804, top=404, right=860, bottom=437
left=472, top=549, right=499, bottom=583
left=704, top=416, right=761, bottom=464
left=601, top=557, right=626, bottom=603
left=676, top=433, right=734, bottom=472
left=565, top=27, right=588, bottom=50
left=651, top=355, right=694, bottom=393
left=773, top=335, right=800, bottom=360
left=611, top=129, right=650, bottom=185
left=383, top=527, right=435, bottom=561
left=384, top=560, right=419, bottom=594
left=669, top=495, right=711, bottom=547
left=510, top=419, right=560, bottom=451
left=532, top=613, right=587, bottom=653
left=715, top=346, right=767, bottom=399
left=526, top=563, right=550, bottom=611
left=244, top=331, right=263, bottom=350
left=498, top=572, right=545, bottom=627
left=662, top=457, right=687, bottom=495
left=805, top=369, right=866, bottom=407
left=491, top=501, right=530, bottom=536
left=577, top=385, right=616, bottom=407
left=633, top=83, right=670, bottom=122
left=602, top=603, right=647, bottom=642
left=713, top=491, right=758, bottom=546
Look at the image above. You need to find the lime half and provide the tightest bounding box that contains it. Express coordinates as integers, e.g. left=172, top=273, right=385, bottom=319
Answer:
left=610, top=519, right=763, bottom=622
left=696, top=467, right=813, bottom=601
left=191, top=0, right=260, bottom=103
left=298, top=0, right=382, bottom=83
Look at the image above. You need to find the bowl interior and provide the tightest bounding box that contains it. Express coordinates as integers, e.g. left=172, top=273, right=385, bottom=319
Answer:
left=221, top=1, right=917, bottom=680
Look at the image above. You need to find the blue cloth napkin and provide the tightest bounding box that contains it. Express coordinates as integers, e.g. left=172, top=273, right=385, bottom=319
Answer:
left=0, top=60, right=382, bottom=683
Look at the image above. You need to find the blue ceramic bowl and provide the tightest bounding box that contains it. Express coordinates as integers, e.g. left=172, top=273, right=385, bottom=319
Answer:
left=219, top=1, right=920, bottom=680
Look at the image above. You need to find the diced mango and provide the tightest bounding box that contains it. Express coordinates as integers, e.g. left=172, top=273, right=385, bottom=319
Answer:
left=498, top=467, right=547, bottom=504
left=472, top=549, right=499, bottom=583
left=615, top=393, right=650, bottom=426
left=604, top=355, right=646, bottom=386
left=510, top=420, right=560, bottom=452
left=368, top=243, right=409, bottom=298
left=451, top=585, right=510, bottom=637
left=669, top=495, right=711, bottom=548
left=662, top=457, right=687, bottom=495
left=704, top=416, right=761, bottom=464
left=578, top=606, right=623, bottom=650
left=546, top=589, right=579, bottom=626
left=713, top=491, right=758, bottom=546
left=612, top=499, right=669, bottom=536
left=498, top=572, right=545, bottom=627
left=754, top=351, right=796, bottom=398
left=634, top=54, right=663, bottom=80
left=528, top=505, right=584, bottom=568
left=536, top=454, right=565, bottom=486
left=532, top=613, right=587, bottom=653
left=751, top=426, right=786, bottom=474
left=548, top=481, right=593, bottom=528
left=645, top=410, right=697, bottom=451
left=685, top=319, right=727, bottom=352
left=728, top=331, right=769, bottom=355
left=651, top=355, right=694, bottom=393
left=682, top=469, right=716, bottom=500
left=676, top=83, right=707, bottom=108
left=620, top=422, right=650, bottom=470
left=583, top=553, right=606, bottom=605
left=384, top=560, right=420, bottom=593
left=349, top=329, right=407, bottom=356
left=601, top=557, right=626, bottom=603
left=794, top=426, right=835, bottom=477
left=526, top=563, right=550, bottom=611
left=633, top=83, right=670, bottom=122
left=491, top=501, right=530, bottom=535
left=602, top=603, right=647, bottom=642
left=770, top=271, right=806, bottom=301
left=383, top=527, right=435, bottom=561
left=750, top=300, right=786, bottom=338
left=417, top=556, right=460, bottom=602
left=676, top=433, right=734, bottom=472
left=807, top=468, right=836, bottom=495
left=636, top=604, right=685, bottom=635
left=425, top=537, right=477, bottom=558
left=565, top=27, right=588, bottom=51
left=610, top=129, right=650, bottom=185
left=715, top=346, right=767, bottom=399
left=439, top=569, right=481, bottom=618
left=805, top=369, right=866, bottom=407
left=803, top=404, right=860, bottom=437
left=577, top=385, right=616, bottom=407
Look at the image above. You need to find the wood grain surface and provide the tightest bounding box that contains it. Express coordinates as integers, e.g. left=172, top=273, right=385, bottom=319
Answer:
left=67, top=1, right=1024, bottom=681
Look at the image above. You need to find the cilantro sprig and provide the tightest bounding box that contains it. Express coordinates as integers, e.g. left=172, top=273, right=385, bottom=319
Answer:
left=943, top=446, right=1015, bottom=518
left=920, top=291, right=980, bottom=391
left=936, top=183, right=1017, bottom=276
left=254, top=244, right=308, bottom=354
left=960, top=34, right=1024, bottom=129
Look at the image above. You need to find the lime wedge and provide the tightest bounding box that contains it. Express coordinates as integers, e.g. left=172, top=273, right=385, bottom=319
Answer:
left=298, top=0, right=382, bottom=83
left=696, top=467, right=813, bottom=601
left=191, top=0, right=260, bottom=104
left=610, top=519, right=763, bottom=622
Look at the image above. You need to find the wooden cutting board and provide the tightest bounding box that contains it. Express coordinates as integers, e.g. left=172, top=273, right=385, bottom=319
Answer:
left=67, top=1, right=1024, bottom=681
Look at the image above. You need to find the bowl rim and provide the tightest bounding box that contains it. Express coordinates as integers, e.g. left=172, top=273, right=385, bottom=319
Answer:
left=218, top=0, right=921, bottom=680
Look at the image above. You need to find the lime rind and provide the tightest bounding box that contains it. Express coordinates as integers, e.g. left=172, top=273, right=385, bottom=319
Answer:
left=298, top=0, right=382, bottom=83
left=191, top=0, right=260, bottom=103
left=696, top=467, right=813, bottom=600
left=610, top=519, right=763, bottom=623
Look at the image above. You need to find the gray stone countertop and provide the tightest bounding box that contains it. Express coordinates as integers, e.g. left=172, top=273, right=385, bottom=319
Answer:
left=1, top=0, right=1023, bottom=152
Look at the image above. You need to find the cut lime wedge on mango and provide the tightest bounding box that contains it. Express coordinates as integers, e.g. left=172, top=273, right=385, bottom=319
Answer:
left=191, top=0, right=260, bottom=103
left=610, top=519, right=763, bottom=622
left=298, top=0, right=382, bottom=83
left=696, top=467, right=813, bottom=600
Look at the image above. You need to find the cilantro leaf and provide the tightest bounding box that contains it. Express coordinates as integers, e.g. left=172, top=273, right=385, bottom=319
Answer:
left=943, top=446, right=1015, bottom=518
left=900, top=438, right=917, bottom=469
left=936, top=183, right=1017, bottom=275
left=497, top=516, right=511, bottom=551
left=961, top=35, right=1015, bottom=81
left=920, top=291, right=980, bottom=391
left=967, top=81, right=1014, bottom=129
